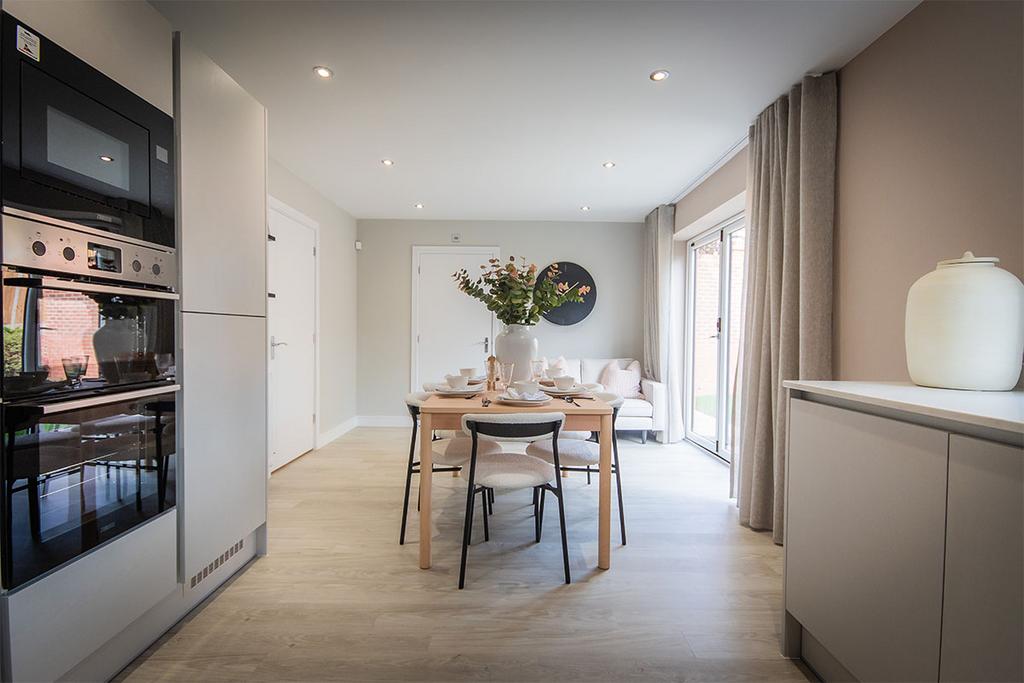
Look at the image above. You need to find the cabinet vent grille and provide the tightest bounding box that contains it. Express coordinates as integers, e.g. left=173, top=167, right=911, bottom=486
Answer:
left=189, top=538, right=244, bottom=588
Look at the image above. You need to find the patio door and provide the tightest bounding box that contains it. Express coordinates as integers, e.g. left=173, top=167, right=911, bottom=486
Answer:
left=684, top=215, right=746, bottom=461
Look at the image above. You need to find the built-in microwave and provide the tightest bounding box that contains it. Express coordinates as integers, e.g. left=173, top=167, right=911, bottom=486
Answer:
left=1, top=12, right=175, bottom=249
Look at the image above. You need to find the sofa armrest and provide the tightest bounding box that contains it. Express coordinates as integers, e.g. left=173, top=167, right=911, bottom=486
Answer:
left=640, top=377, right=667, bottom=432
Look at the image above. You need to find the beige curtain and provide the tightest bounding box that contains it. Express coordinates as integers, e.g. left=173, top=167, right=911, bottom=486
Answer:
left=642, top=205, right=684, bottom=442
left=737, top=74, right=837, bottom=543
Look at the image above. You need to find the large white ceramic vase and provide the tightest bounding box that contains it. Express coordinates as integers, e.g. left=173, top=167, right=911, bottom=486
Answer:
left=905, top=251, right=1024, bottom=390
left=494, top=324, right=538, bottom=381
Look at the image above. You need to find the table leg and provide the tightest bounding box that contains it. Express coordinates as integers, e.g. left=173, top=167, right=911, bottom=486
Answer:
left=598, top=413, right=612, bottom=570
left=419, top=412, right=434, bottom=569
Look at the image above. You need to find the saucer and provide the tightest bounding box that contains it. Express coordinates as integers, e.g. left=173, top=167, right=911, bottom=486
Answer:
left=541, top=384, right=587, bottom=396
left=496, top=394, right=551, bottom=406
left=435, top=386, right=479, bottom=395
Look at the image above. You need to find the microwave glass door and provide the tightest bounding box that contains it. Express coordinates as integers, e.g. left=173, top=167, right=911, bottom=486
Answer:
left=2, top=274, right=175, bottom=401
left=19, top=63, right=150, bottom=215
left=1, top=391, right=176, bottom=589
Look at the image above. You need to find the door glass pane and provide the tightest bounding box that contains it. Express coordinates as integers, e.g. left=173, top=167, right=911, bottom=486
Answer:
left=723, top=228, right=746, bottom=455
left=690, top=239, right=720, bottom=443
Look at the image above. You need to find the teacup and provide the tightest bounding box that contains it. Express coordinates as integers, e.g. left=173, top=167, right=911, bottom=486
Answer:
left=552, top=375, right=575, bottom=391
left=445, top=374, right=469, bottom=389
left=459, top=367, right=477, bottom=378
left=513, top=380, right=540, bottom=395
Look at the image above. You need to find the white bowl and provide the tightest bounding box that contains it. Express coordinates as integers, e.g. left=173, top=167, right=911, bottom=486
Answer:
left=513, top=380, right=540, bottom=394
left=445, top=374, right=469, bottom=389
left=552, top=375, right=576, bottom=390
left=459, top=367, right=477, bottom=378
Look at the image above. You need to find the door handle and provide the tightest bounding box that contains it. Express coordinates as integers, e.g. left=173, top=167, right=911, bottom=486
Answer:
left=270, top=336, right=288, bottom=360
left=484, top=337, right=489, bottom=353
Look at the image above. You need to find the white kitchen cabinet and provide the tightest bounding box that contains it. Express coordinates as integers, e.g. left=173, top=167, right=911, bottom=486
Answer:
left=786, top=398, right=948, bottom=682
left=181, top=312, right=267, bottom=580
left=940, top=435, right=1023, bottom=682
left=784, top=381, right=1024, bottom=683
left=176, top=35, right=267, bottom=317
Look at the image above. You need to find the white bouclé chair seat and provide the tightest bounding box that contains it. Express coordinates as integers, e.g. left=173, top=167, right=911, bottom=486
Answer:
left=525, top=438, right=599, bottom=467
left=432, top=437, right=501, bottom=466
left=473, top=452, right=555, bottom=489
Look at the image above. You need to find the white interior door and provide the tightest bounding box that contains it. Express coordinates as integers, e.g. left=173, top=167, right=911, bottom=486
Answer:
left=268, top=202, right=316, bottom=471
left=412, top=246, right=498, bottom=390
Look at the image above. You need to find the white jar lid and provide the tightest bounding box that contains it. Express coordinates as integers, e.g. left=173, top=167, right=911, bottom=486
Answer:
left=937, top=251, right=1000, bottom=267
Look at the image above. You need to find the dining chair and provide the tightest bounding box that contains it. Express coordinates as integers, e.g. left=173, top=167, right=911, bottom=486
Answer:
left=525, top=392, right=627, bottom=545
left=399, top=393, right=501, bottom=545
left=458, top=412, right=570, bottom=589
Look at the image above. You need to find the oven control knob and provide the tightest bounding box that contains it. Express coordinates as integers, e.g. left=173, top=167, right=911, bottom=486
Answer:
left=132, top=259, right=142, bottom=273
left=31, top=241, right=46, bottom=257
left=62, top=246, right=75, bottom=261
left=151, top=263, right=161, bottom=276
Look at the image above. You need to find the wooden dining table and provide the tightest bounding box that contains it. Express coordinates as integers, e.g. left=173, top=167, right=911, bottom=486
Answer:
left=417, top=390, right=615, bottom=571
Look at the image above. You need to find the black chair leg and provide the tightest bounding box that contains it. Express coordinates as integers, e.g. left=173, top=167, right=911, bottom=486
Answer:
left=586, top=466, right=591, bottom=485
left=554, top=488, right=571, bottom=584
left=458, top=479, right=476, bottom=589
left=480, top=488, right=490, bottom=542
left=536, top=487, right=547, bottom=542
left=399, top=420, right=418, bottom=545
left=532, top=486, right=539, bottom=514
left=612, top=431, right=626, bottom=546
left=488, top=487, right=494, bottom=514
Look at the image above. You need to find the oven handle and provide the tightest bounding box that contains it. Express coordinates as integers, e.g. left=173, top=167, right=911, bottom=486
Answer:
left=14, top=276, right=180, bottom=301
left=31, top=385, right=181, bottom=415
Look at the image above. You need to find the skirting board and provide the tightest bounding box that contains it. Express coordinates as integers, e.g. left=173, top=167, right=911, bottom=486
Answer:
left=357, top=416, right=409, bottom=428
left=316, top=417, right=358, bottom=448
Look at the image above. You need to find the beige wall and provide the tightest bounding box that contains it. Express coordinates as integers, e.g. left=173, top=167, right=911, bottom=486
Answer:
left=834, top=0, right=1023, bottom=380
left=269, top=160, right=358, bottom=437
left=356, top=219, right=644, bottom=417
left=674, top=147, right=748, bottom=237
left=4, top=0, right=172, bottom=114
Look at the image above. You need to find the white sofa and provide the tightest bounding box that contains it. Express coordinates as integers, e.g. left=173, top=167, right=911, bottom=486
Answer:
left=554, top=358, right=666, bottom=443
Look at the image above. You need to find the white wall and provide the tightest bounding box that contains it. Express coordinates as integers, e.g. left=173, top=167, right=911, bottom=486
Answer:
left=269, top=160, right=359, bottom=439
left=3, top=0, right=172, bottom=114
left=356, top=219, right=645, bottom=418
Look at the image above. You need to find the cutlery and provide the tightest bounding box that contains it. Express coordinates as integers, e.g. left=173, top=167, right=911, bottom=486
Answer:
left=481, top=398, right=492, bottom=407
left=463, top=394, right=480, bottom=400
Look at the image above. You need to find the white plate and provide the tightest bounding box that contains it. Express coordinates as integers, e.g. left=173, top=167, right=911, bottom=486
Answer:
left=496, top=395, right=552, bottom=406
left=435, top=386, right=481, bottom=395
left=541, top=384, right=588, bottom=396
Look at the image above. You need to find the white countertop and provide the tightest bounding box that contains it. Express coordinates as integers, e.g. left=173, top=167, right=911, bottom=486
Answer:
left=784, top=380, right=1024, bottom=434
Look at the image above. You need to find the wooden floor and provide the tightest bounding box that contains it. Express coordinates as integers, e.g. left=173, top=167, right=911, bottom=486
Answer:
left=118, top=428, right=812, bottom=682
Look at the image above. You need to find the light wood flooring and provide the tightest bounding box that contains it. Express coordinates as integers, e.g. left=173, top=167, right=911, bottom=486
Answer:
left=117, top=428, right=812, bottom=682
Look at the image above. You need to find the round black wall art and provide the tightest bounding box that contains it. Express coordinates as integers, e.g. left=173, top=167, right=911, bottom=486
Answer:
left=536, top=261, right=597, bottom=326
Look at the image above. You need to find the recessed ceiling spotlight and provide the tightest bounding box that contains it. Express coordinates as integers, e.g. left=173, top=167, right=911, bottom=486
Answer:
left=649, top=69, right=670, bottom=82
left=381, top=159, right=394, bottom=167
left=602, top=161, right=616, bottom=169
left=313, top=65, right=333, bottom=79
left=580, top=205, right=591, bottom=212
left=98, top=155, right=114, bottom=162
left=414, top=203, right=424, bottom=209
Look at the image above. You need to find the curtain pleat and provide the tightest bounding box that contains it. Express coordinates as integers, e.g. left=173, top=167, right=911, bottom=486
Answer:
left=642, top=205, right=684, bottom=442
left=737, top=74, right=837, bottom=543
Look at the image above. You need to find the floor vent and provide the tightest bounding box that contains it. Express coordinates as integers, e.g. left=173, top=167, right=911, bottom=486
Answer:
left=189, top=538, right=244, bottom=588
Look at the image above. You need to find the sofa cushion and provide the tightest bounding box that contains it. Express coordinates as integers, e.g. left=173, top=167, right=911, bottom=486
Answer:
left=580, top=358, right=637, bottom=385
left=619, top=398, right=653, bottom=418
left=599, top=360, right=643, bottom=399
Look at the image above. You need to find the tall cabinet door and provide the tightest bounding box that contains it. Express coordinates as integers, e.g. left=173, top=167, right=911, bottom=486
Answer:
left=180, top=313, right=266, bottom=579
left=940, top=435, right=1023, bottom=682
left=176, top=35, right=267, bottom=317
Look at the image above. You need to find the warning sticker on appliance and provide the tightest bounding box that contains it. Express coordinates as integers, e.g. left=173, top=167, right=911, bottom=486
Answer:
left=16, top=26, right=40, bottom=61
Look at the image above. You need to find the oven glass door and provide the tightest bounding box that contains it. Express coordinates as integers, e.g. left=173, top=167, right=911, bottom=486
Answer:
left=1, top=390, right=177, bottom=589
left=19, top=64, right=151, bottom=216
left=2, top=272, right=176, bottom=402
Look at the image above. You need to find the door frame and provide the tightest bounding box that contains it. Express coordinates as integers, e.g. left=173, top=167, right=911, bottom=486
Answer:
left=683, top=213, right=744, bottom=460
left=410, top=245, right=499, bottom=392
left=267, top=195, right=319, bottom=470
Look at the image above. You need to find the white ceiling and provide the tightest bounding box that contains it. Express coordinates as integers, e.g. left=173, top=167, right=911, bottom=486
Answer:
left=154, top=1, right=917, bottom=222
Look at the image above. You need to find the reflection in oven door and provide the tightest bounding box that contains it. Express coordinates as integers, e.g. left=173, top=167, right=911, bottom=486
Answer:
left=1, top=390, right=176, bottom=589
left=2, top=270, right=176, bottom=402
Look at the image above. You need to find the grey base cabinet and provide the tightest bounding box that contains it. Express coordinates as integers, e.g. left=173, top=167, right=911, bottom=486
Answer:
left=784, top=386, right=1023, bottom=683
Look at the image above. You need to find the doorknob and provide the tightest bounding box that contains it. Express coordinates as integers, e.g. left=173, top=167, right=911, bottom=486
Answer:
left=270, top=335, right=288, bottom=360
left=483, top=337, right=489, bottom=353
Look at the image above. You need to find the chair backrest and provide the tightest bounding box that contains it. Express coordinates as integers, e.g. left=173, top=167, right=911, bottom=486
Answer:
left=405, top=392, right=431, bottom=417
left=593, top=391, right=624, bottom=409
left=462, top=412, right=565, bottom=440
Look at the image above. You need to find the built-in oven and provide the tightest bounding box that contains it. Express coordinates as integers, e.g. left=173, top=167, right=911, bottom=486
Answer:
left=1, top=387, right=177, bottom=589
left=2, top=214, right=177, bottom=403
left=1, top=12, right=174, bottom=248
